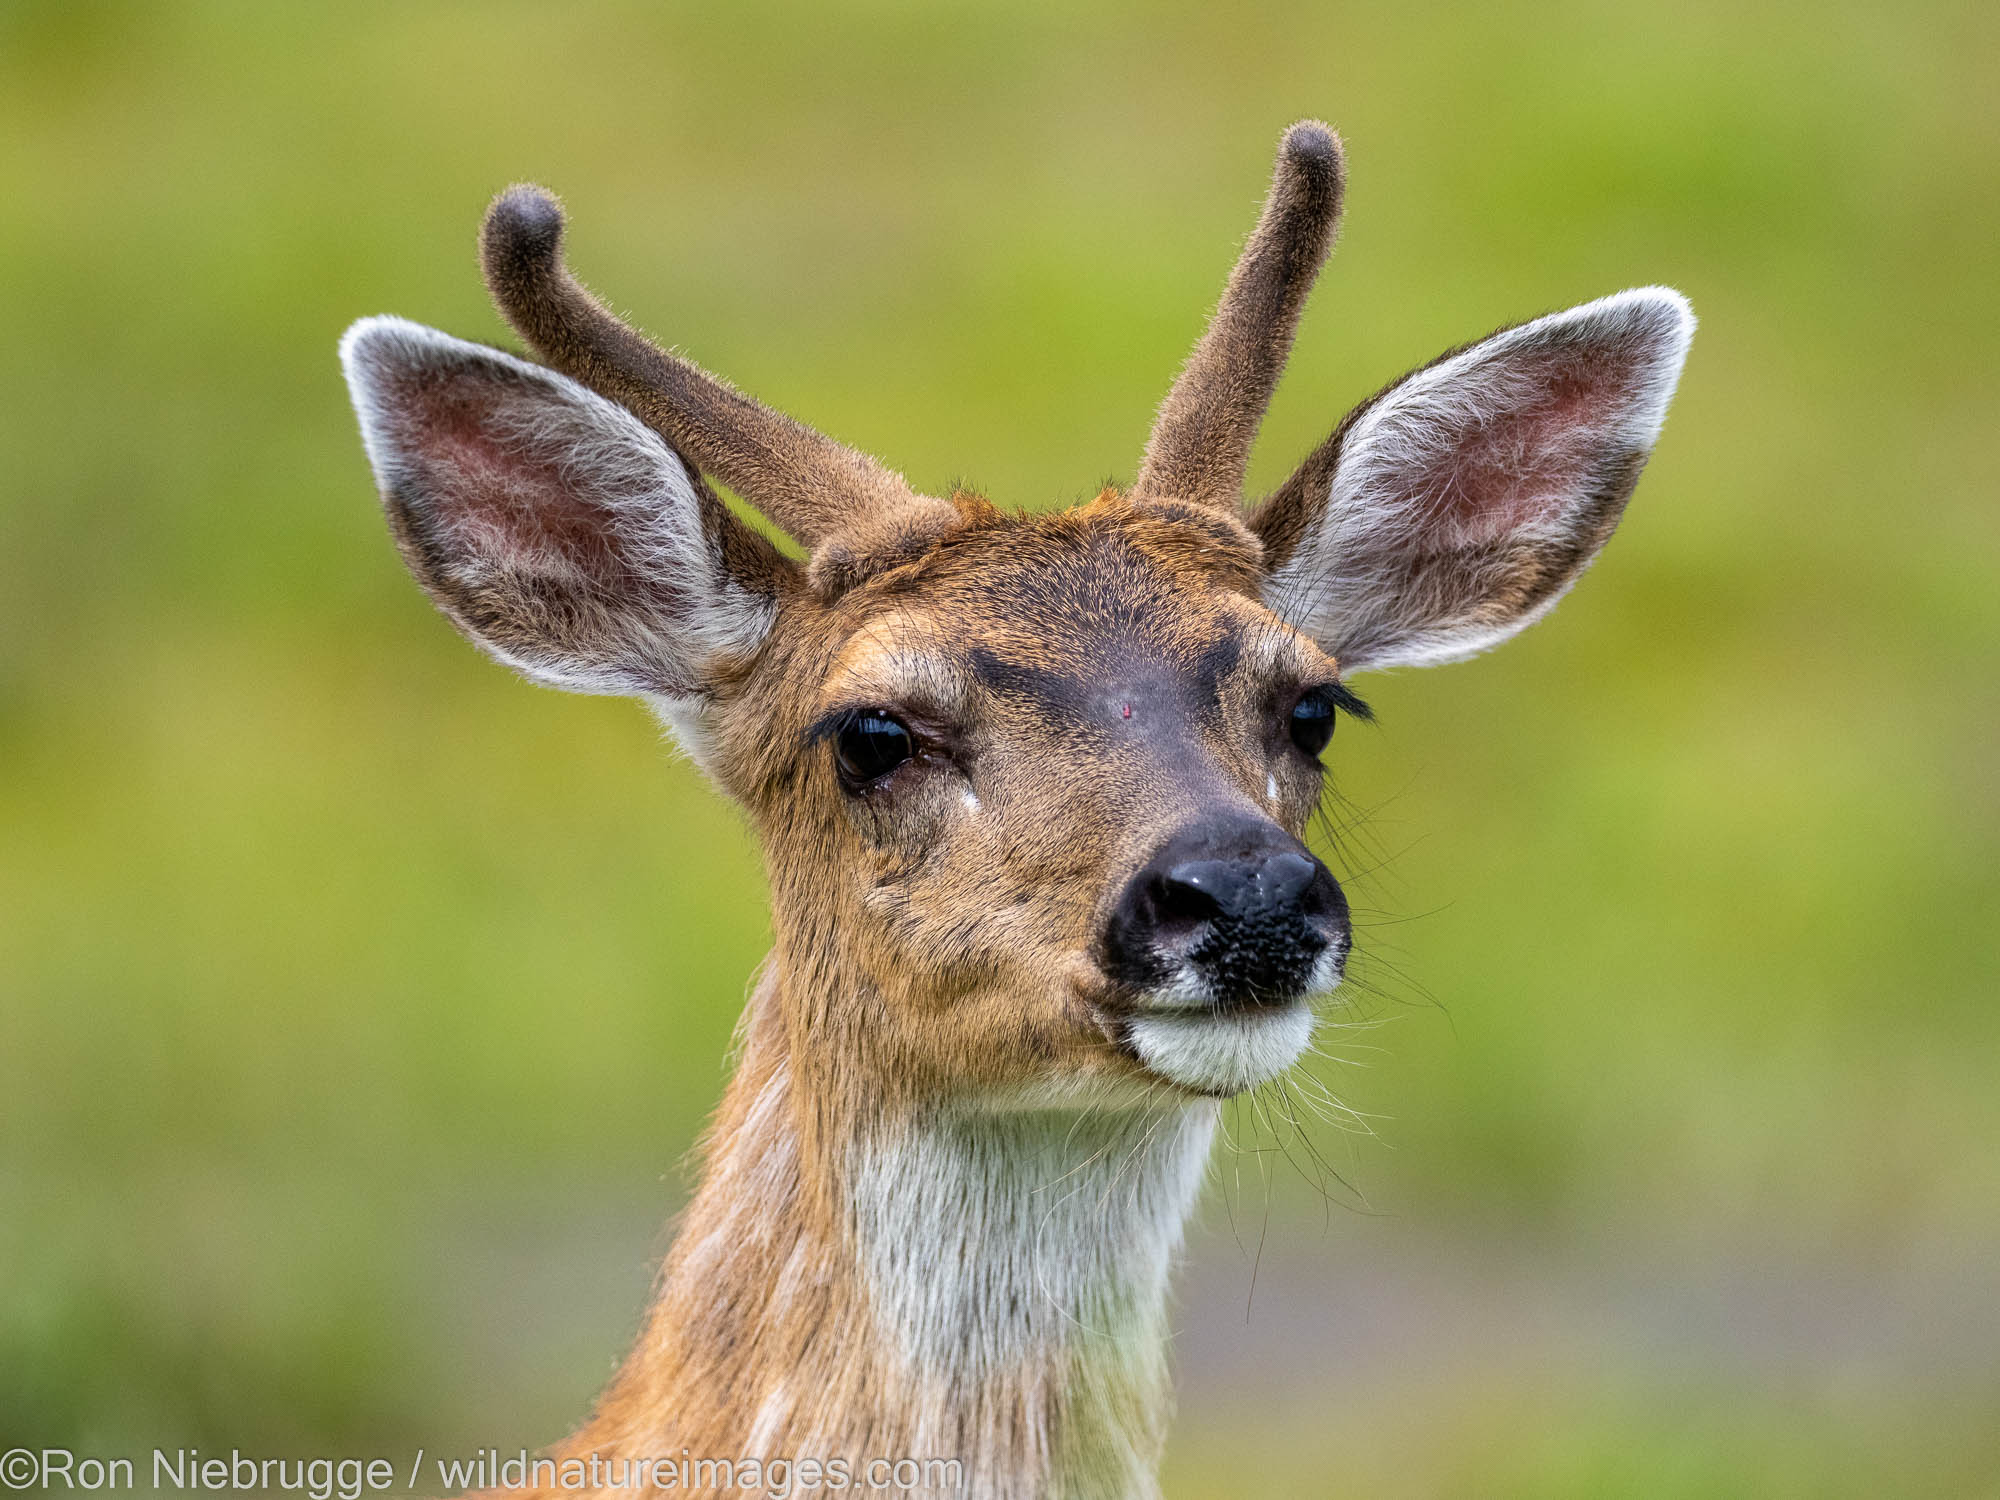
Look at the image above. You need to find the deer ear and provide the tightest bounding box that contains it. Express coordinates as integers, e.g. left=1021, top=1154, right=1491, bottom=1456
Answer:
left=1252, top=288, right=1693, bottom=672
left=340, top=317, right=785, bottom=701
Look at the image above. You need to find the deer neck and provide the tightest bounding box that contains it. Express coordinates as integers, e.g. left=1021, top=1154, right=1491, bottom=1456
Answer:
left=570, top=964, right=1218, bottom=1500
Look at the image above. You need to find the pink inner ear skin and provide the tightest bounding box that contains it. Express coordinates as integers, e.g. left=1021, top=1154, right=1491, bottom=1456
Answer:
left=1425, top=354, right=1641, bottom=545
left=403, top=369, right=640, bottom=594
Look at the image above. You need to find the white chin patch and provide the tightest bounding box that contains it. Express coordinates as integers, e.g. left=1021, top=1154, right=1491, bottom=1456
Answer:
left=1126, top=1003, right=1316, bottom=1096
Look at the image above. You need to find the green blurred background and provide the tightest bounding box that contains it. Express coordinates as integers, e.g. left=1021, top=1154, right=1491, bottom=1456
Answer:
left=3, top=1, right=1996, bottom=1495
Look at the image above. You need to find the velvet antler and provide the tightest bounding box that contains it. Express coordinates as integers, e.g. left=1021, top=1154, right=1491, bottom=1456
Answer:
left=1134, top=122, right=1346, bottom=511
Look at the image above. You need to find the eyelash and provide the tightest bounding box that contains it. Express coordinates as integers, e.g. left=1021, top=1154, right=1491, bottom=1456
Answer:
left=1318, top=682, right=1373, bottom=722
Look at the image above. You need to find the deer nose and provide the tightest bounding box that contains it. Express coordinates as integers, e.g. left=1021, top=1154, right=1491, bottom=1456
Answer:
left=1099, top=814, right=1349, bottom=1007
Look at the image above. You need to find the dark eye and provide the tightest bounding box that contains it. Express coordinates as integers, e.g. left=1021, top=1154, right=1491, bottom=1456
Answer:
left=834, top=712, right=915, bottom=786
left=1288, top=689, right=1338, bottom=758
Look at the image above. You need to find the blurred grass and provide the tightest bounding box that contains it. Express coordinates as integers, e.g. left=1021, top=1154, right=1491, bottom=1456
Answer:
left=2, top=0, right=1996, bottom=1494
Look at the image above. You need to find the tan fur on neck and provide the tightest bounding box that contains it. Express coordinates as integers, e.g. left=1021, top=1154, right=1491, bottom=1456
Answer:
left=538, top=968, right=1212, bottom=1500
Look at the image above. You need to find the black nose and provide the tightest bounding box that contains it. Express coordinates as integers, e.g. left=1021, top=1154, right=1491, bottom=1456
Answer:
left=1100, top=814, right=1349, bottom=1006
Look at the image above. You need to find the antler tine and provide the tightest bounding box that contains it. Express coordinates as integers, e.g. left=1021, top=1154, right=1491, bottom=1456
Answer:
left=480, top=185, right=919, bottom=550
left=1134, top=122, right=1346, bottom=511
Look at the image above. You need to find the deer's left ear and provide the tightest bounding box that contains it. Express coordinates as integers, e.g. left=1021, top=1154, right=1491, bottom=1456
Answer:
left=1252, top=288, right=1694, bottom=672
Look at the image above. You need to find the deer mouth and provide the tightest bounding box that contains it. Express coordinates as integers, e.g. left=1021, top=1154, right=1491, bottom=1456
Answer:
left=1091, top=940, right=1345, bottom=1097
left=1121, top=1000, right=1318, bottom=1097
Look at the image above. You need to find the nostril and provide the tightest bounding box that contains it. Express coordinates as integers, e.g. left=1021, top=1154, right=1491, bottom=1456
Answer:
left=1158, top=858, right=1251, bottom=930
left=1262, top=850, right=1319, bottom=910
left=1151, top=862, right=1228, bottom=930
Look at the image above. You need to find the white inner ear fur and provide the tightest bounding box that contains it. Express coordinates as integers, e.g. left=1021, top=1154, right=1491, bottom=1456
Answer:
left=339, top=316, right=774, bottom=762
left=1265, top=287, right=1694, bottom=672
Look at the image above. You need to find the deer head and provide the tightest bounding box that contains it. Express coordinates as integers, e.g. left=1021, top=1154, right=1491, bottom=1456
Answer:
left=340, top=120, right=1690, bottom=1112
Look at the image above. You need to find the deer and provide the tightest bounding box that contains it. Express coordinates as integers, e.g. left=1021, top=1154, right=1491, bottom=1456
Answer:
left=339, top=121, right=1692, bottom=1500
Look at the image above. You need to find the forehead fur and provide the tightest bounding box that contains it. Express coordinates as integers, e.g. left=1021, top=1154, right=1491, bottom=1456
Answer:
left=838, top=489, right=1264, bottom=612
left=718, top=489, right=1324, bottom=803
left=812, top=492, right=1326, bottom=714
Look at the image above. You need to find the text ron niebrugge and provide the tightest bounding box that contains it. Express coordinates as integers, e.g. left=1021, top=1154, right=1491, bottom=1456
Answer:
left=4, top=1447, right=964, bottom=1495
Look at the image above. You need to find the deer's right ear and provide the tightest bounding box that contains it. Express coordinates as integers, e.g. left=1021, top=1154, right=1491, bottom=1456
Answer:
left=340, top=317, right=787, bottom=701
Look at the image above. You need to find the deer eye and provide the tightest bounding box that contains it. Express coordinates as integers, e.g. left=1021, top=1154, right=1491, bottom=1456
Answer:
left=1288, top=689, right=1338, bottom=758
left=834, top=712, right=915, bottom=786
